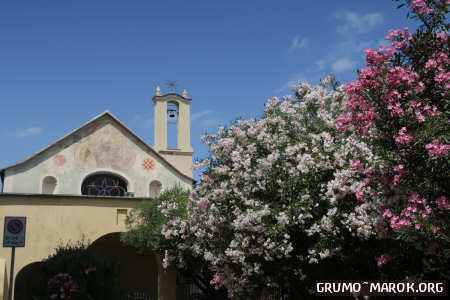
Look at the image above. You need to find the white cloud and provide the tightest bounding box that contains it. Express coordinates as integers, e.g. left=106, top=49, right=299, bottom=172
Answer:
left=339, top=39, right=373, bottom=54
left=192, top=110, right=213, bottom=121
left=334, top=11, right=383, bottom=34
left=315, top=58, right=330, bottom=71
left=331, top=58, right=357, bottom=73
left=289, top=36, right=309, bottom=52
left=15, top=127, right=42, bottom=138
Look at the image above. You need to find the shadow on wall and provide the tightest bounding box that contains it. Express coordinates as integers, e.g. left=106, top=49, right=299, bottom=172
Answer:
left=14, top=262, right=45, bottom=300
left=14, top=233, right=158, bottom=300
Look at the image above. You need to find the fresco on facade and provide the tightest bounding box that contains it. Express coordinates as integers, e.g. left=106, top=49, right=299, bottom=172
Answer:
left=76, top=123, right=136, bottom=172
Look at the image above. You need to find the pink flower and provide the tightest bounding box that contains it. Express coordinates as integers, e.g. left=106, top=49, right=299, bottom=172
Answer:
left=350, top=160, right=362, bottom=170
left=376, top=254, right=389, bottom=267
left=425, top=59, right=437, bottom=70
left=355, top=190, right=365, bottom=201
left=393, top=164, right=404, bottom=172
left=390, top=216, right=401, bottom=230
left=394, top=127, right=413, bottom=145
left=408, top=193, right=422, bottom=204
left=393, top=174, right=402, bottom=186
left=436, top=196, right=450, bottom=210
left=382, top=209, right=393, bottom=218
left=425, top=139, right=450, bottom=157
left=210, top=273, right=222, bottom=290
left=415, top=110, right=426, bottom=122
left=432, top=226, right=439, bottom=233
left=411, top=0, right=426, bottom=8
left=410, top=0, right=435, bottom=14
left=364, top=167, right=375, bottom=174
left=336, top=114, right=352, bottom=131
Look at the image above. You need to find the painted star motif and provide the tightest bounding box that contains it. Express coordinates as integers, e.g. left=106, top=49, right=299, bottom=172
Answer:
left=97, top=178, right=113, bottom=196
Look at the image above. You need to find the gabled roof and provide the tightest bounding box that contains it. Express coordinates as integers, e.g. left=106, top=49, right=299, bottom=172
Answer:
left=0, top=111, right=195, bottom=184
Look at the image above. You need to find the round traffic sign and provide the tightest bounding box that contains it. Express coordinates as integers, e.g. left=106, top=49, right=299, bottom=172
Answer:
left=7, top=219, right=23, bottom=234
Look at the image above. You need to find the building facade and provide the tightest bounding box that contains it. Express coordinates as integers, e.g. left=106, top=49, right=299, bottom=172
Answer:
left=0, top=91, right=194, bottom=300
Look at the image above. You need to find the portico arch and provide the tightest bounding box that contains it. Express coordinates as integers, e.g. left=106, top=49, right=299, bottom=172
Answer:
left=88, top=232, right=158, bottom=299
left=14, top=262, right=45, bottom=300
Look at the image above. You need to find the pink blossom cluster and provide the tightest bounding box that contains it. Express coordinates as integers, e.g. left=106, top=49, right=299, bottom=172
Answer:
left=336, top=1, right=450, bottom=270
left=48, top=273, right=78, bottom=300
left=393, top=164, right=406, bottom=186
left=210, top=273, right=224, bottom=290
left=394, top=127, right=414, bottom=145
left=376, top=254, right=389, bottom=267
left=338, top=44, right=429, bottom=137
left=338, top=28, right=448, bottom=140
left=425, top=139, right=450, bottom=157
left=386, top=28, right=413, bottom=50
left=382, top=193, right=432, bottom=231
left=410, top=0, right=435, bottom=15
left=436, top=196, right=450, bottom=210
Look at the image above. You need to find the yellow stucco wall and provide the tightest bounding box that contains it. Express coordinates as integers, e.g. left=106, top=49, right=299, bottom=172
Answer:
left=159, top=151, right=193, bottom=178
left=0, top=258, right=7, bottom=300
left=0, top=193, right=176, bottom=300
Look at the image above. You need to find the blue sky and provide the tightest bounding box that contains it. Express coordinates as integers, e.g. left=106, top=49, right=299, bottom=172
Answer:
left=0, top=0, right=419, bottom=186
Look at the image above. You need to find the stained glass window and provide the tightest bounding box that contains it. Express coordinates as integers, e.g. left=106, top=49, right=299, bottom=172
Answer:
left=81, top=174, right=127, bottom=197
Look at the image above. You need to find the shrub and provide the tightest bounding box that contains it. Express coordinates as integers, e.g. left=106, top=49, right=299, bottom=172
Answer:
left=29, top=240, right=120, bottom=300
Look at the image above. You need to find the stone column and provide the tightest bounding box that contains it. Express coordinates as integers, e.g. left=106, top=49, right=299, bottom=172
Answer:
left=154, top=100, right=167, bottom=151
left=177, top=101, right=192, bottom=152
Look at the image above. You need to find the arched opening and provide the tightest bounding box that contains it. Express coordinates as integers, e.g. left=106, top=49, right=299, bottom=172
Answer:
left=88, top=233, right=158, bottom=299
left=149, top=180, right=162, bottom=198
left=167, top=101, right=179, bottom=149
left=42, top=176, right=57, bottom=194
left=81, top=173, right=128, bottom=196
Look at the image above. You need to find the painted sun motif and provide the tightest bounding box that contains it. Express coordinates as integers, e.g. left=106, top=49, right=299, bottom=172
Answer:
left=142, top=158, right=155, bottom=171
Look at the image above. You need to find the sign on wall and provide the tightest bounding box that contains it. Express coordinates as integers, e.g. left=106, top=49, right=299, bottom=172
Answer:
left=3, top=216, right=26, bottom=247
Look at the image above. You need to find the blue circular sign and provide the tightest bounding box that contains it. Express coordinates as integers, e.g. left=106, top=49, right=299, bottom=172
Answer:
left=7, top=219, right=23, bottom=234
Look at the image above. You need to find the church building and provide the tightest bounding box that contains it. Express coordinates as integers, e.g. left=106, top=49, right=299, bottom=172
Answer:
left=0, top=90, right=195, bottom=300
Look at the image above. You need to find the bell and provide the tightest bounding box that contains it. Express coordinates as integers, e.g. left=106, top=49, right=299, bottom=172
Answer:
left=168, top=109, right=176, bottom=118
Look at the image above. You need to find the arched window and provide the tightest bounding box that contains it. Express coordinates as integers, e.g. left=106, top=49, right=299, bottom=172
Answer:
left=167, top=101, right=179, bottom=149
left=81, top=173, right=127, bottom=196
left=149, top=180, right=162, bottom=197
left=42, top=176, right=57, bottom=194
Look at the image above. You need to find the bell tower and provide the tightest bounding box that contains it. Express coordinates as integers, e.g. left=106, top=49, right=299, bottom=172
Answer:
left=153, top=87, right=193, bottom=177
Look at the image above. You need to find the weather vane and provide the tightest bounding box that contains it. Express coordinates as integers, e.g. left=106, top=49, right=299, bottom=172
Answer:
left=166, top=80, right=177, bottom=92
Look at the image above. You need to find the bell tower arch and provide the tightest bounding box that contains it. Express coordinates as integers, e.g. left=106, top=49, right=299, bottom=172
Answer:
left=153, top=87, right=193, bottom=177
